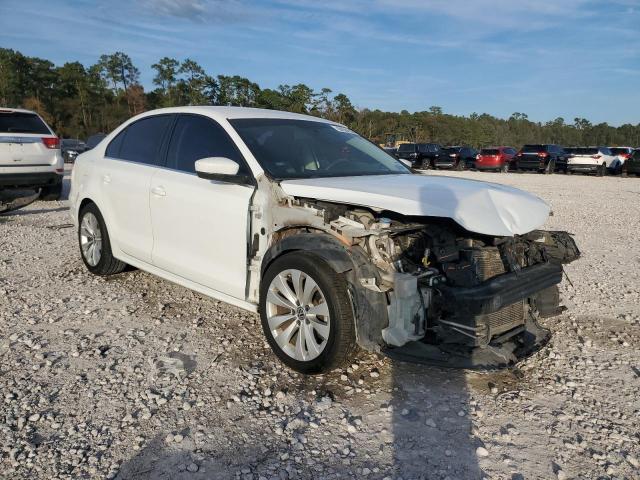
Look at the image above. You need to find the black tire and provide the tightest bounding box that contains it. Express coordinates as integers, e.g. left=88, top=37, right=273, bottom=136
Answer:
left=259, top=252, right=356, bottom=374
left=78, top=203, right=127, bottom=276
left=597, top=163, right=606, bottom=177
left=40, top=181, right=63, bottom=201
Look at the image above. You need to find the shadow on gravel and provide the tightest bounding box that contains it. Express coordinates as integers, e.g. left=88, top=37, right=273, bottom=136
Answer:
left=5, top=206, right=68, bottom=216
left=389, top=363, right=481, bottom=479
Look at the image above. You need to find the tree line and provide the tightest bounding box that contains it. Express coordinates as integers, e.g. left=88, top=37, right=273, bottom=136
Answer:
left=1, top=48, right=638, bottom=147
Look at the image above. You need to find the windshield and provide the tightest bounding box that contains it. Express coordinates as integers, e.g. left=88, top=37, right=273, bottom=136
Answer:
left=522, top=144, right=546, bottom=153
left=574, top=147, right=598, bottom=155
left=0, top=111, right=50, bottom=134
left=230, top=119, right=410, bottom=180
left=609, top=147, right=630, bottom=155
left=397, top=143, right=416, bottom=153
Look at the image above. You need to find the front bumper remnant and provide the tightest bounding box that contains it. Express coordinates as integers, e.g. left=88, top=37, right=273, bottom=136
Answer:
left=383, top=316, right=551, bottom=369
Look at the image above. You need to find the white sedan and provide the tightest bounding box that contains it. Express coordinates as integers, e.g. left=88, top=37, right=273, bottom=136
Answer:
left=69, top=106, right=579, bottom=373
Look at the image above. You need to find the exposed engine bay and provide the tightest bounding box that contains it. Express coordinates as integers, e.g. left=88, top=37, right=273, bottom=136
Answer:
left=256, top=194, right=580, bottom=369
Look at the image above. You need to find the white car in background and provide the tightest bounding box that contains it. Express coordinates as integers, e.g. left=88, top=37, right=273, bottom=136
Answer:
left=69, top=106, right=579, bottom=374
left=0, top=108, right=64, bottom=200
left=566, top=146, right=617, bottom=176
left=608, top=147, right=634, bottom=173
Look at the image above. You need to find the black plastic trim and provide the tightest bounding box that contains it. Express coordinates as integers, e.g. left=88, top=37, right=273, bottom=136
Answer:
left=437, top=262, right=563, bottom=316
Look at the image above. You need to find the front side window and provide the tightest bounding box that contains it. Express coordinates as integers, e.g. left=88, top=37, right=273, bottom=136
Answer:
left=107, top=115, right=172, bottom=165
left=166, top=115, right=247, bottom=174
left=230, top=119, right=410, bottom=180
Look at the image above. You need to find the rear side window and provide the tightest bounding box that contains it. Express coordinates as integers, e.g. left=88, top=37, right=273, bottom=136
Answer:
left=106, top=115, right=172, bottom=165
left=418, top=144, right=430, bottom=153
left=166, top=114, right=247, bottom=174
left=0, top=111, right=50, bottom=134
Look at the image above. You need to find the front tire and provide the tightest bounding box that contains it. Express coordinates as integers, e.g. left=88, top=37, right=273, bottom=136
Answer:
left=260, top=252, right=356, bottom=374
left=78, top=203, right=127, bottom=276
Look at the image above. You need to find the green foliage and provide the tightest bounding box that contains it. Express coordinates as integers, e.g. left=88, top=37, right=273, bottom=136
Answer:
left=1, top=47, right=638, bottom=147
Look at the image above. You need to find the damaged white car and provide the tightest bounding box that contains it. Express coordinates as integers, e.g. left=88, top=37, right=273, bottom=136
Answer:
left=69, top=107, right=579, bottom=373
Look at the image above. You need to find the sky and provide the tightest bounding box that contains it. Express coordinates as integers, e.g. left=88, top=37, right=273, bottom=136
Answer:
left=1, top=0, right=639, bottom=125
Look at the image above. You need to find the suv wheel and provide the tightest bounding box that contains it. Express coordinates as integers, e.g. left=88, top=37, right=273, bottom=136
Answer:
left=260, top=252, right=356, bottom=374
left=40, top=181, right=63, bottom=201
left=597, top=163, right=607, bottom=177
left=78, top=203, right=127, bottom=276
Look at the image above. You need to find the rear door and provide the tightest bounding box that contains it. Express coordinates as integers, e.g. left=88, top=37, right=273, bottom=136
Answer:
left=0, top=110, right=59, bottom=170
left=98, top=114, right=174, bottom=263
left=149, top=114, right=255, bottom=299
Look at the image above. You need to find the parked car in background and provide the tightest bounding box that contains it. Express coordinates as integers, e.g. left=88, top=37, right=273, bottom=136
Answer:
left=475, top=146, right=517, bottom=172
left=514, top=144, right=567, bottom=174
left=441, top=146, right=477, bottom=170
left=85, top=133, right=107, bottom=151
left=69, top=106, right=579, bottom=373
left=0, top=107, right=64, bottom=201
left=566, top=147, right=617, bottom=176
left=62, top=138, right=86, bottom=163
left=622, top=149, right=640, bottom=177
left=608, top=147, right=634, bottom=174
left=396, top=143, right=447, bottom=169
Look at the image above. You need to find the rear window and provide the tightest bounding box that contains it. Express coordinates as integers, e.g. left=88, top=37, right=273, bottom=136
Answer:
left=610, top=147, right=631, bottom=155
left=0, top=111, right=51, bottom=134
left=522, top=145, right=546, bottom=153
left=397, top=144, right=416, bottom=153
left=481, top=149, right=499, bottom=155
left=574, top=147, right=598, bottom=155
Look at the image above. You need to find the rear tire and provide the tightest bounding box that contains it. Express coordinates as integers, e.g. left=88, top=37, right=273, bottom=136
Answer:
left=260, top=252, right=356, bottom=374
left=40, top=180, right=63, bottom=201
left=78, top=203, right=127, bottom=276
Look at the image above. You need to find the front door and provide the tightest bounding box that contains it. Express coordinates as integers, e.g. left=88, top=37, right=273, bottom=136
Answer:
left=149, top=114, right=255, bottom=300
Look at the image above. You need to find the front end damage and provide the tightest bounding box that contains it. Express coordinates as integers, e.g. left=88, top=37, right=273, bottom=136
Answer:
left=254, top=191, right=579, bottom=369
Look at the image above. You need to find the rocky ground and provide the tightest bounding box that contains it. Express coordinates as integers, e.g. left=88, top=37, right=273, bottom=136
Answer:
left=1, top=169, right=639, bottom=480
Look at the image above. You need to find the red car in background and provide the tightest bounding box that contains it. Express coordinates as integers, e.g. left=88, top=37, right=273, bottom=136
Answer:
left=475, top=146, right=517, bottom=172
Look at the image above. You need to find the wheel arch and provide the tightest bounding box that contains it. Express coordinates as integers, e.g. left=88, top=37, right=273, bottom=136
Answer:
left=260, top=230, right=389, bottom=352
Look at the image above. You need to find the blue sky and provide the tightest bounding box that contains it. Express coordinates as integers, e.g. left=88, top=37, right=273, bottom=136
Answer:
left=1, top=0, right=639, bottom=125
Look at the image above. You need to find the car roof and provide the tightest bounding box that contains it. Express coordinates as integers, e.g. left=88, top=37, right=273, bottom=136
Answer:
left=0, top=107, right=38, bottom=115
left=131, top=106, right=338, bottom=125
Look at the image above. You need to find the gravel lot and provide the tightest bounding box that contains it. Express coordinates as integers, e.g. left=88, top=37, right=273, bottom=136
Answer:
left=1, top=169, right=639, bottom=480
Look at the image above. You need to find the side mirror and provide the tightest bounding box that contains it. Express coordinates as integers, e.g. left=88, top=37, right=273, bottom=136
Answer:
left=194, top=157, right=253, bottom=185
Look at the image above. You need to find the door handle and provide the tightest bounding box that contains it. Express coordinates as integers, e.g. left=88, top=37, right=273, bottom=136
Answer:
left=102, top=174, right=111, bottom=184
left=151, top=186, right=166, bottom=197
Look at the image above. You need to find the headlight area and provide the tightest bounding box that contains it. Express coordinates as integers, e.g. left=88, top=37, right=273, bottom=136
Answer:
left=357, top=219, right=580, bottom=369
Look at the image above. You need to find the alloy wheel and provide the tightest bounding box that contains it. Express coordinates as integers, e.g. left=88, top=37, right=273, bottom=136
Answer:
left=265, top=269, right=331, bottom=362
left=80, top=212, right=103, bottom=267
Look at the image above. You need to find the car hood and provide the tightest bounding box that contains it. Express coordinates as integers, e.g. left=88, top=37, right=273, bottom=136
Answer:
left=279, top=174, right=550, bottom=237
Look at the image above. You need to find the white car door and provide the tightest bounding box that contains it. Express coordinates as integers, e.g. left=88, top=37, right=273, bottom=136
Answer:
left=100, top=114, right=174, bottom=263
left=149, top=114, right=255, bottom=300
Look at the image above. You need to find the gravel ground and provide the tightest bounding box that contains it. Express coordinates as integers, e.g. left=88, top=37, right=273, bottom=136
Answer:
left=1, top=169, right=639, bottom=480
